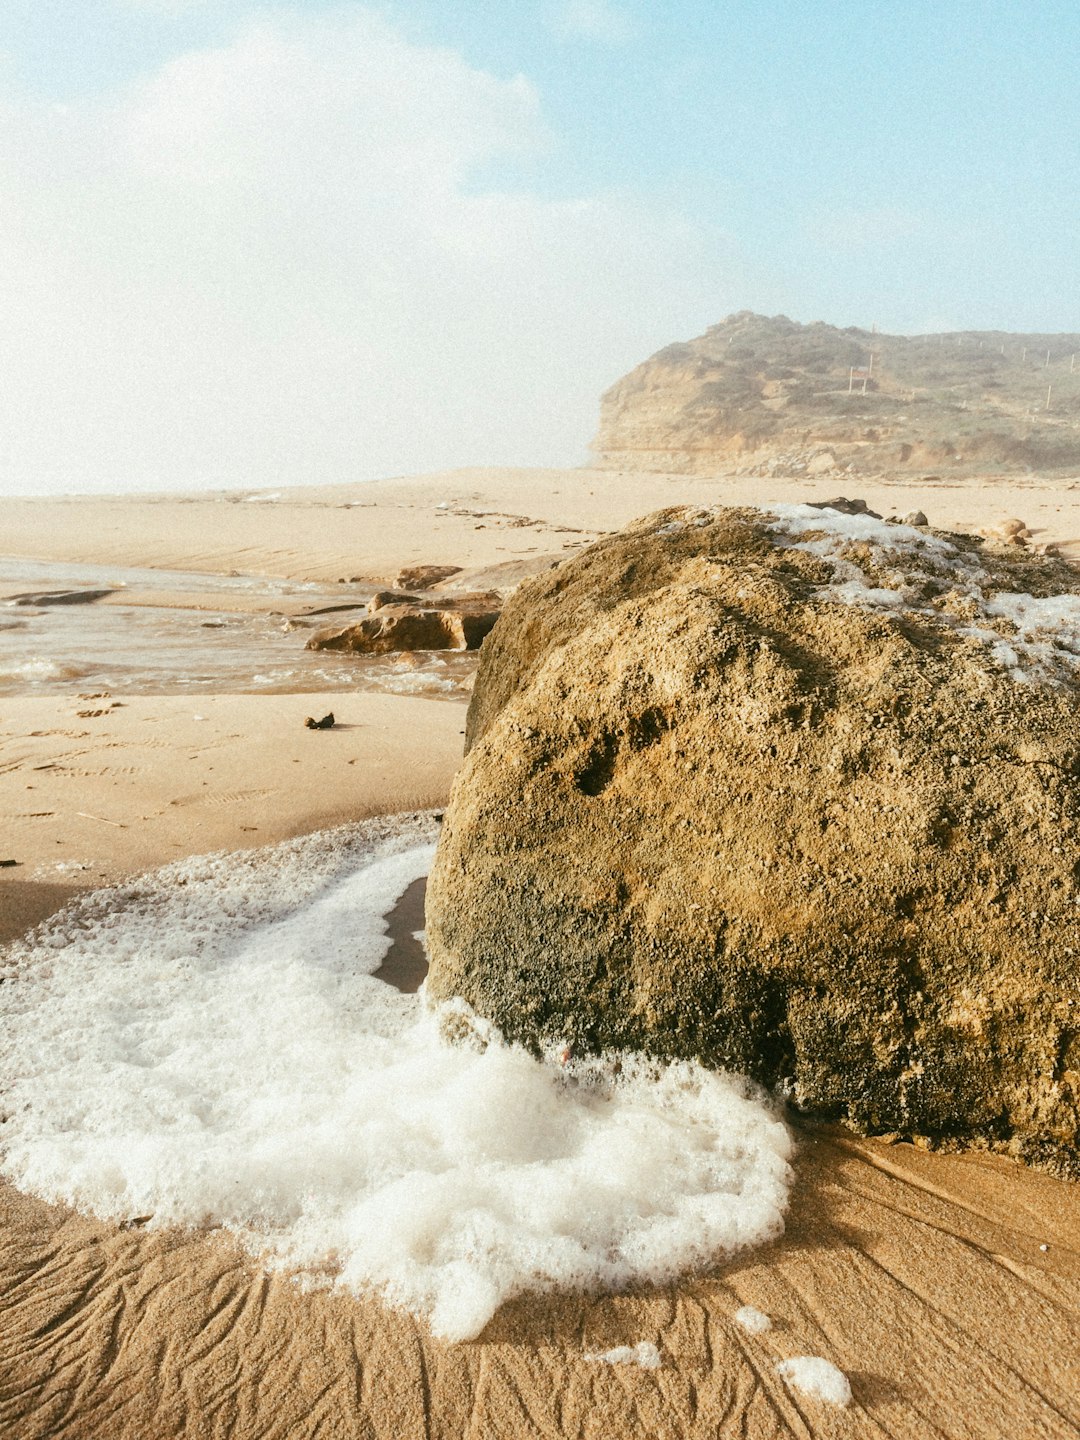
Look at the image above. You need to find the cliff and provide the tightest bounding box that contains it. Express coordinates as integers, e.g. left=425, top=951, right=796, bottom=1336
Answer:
left=593, top=311, right=1080, bottom=478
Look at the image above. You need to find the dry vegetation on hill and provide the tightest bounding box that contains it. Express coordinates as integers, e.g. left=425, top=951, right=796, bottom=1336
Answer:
left=594, top=311, right=1080, bottom=478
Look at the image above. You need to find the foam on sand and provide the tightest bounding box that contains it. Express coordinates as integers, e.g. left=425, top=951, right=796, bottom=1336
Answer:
left=733, top=1304, right=772, bottom=1334
left=0, top=813, right=793, bottom=1343
left=585, top=1341, right=661, bottom=1369
left=775, top=1356, right=852, bottom=1406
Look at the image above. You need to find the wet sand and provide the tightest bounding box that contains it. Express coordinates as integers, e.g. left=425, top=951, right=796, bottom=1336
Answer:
left=0, top=690, right=466, bottom=942
left=2, top=466, right=1079, bottom=1438
left=1, top=1122, right=1077, bottom=1440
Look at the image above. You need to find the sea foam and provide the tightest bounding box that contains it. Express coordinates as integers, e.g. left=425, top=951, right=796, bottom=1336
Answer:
left=765, top=503, right=1080, bottom=684
left=0, top=813, right=793, bottom=1342
left=776, top=1356, right=852, bottom=1406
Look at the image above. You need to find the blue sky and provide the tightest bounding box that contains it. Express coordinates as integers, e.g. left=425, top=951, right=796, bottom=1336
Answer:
left=2, top=1, right=1078, bottom=492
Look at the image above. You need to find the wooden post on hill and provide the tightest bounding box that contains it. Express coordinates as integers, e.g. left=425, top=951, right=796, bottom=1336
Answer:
left=1046, top=385, right=1052, bottom=411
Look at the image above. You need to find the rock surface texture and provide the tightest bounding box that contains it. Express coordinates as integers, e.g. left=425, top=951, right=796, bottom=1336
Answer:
left=426, top=504, right=1080, bottom=1174
left=307, top=593, right=500, bottom=654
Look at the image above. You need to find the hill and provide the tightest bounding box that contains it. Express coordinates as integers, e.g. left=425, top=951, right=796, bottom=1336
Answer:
left=592, top=311, right=1080, bottom=479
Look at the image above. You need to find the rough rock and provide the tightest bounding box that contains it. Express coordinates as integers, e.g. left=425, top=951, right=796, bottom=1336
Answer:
left=426, top=504, right=1080, bottom=1174
left=308, top=595, right=500, bottom=654
left=808, top=496, right=881, bottom=518
left=432, top=555, right=568, bottom=594
left=806, top=452, right=837, bottom=475
left=10, top=588, right=113, bottom=606
left=981, top=516, right=1034, bottom=547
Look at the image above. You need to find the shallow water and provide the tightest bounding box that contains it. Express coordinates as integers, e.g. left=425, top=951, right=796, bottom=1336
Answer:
left=0, top=557, right=475, bottom=699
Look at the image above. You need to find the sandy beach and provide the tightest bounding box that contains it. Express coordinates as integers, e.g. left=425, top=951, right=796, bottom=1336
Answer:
left=2, top=466, right=1080, bottom=1439
left=0, top=691, right=466, bottom=944
left=4, top=465, right=1080, bottom=585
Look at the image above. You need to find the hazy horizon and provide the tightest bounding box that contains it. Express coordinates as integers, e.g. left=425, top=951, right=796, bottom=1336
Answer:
left=2, top=1, right=1079, bottom=497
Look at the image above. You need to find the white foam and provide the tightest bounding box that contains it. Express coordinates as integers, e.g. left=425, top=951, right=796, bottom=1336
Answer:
left=984, top=591, right=1080, bottom=663
left=585, top=1341, right=661, bottom=1369
left=0, top=657, right=71, bottom=681
left=377, top=668, right=458, bottom=696
left=761, top=503, right=1080, bottom=685
left=775, top=1356, right=852, bottom=1406
left=0, top=814, right=793, bottom=1343
left=734, top=1304, right=772, bottom=1334
left=767, top=502, right=957, bottom=556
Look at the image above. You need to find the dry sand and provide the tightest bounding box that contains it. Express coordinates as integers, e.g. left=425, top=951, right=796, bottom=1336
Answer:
left=5, top=464, right=1080, bottom=585
left=2, top=466, right=1079, bottom=1438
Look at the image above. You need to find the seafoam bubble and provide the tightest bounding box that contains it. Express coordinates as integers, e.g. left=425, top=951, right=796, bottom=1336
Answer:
left=0, top=657, right=86, bottom=682
left=776, top=1356, right=852, bottom=1406
left=734, top=1304, right=772, bottom=1334
left=585, top=1341, right=661, bottom=1369
left=0, top=813, right=794, bottom=1343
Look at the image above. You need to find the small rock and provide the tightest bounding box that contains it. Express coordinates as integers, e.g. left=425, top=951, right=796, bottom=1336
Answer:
left=980, top=517, right=1032, bottom=546
left=304, top=713, right=336, bottom=730
left=309, top=597, right=500, bottom=655
left=397, top=564, right=464, bottom=589
left=367, top=590, right=422, bottom=612
left=808, top=496, right=882, bottom=519
left=902, top=510, right=929, bottom=527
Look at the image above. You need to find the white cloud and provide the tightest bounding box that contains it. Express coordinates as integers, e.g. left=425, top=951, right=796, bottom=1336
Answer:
left=549, top=1, right=635, bottom=45
left=0, top=10, right=726, bottom=495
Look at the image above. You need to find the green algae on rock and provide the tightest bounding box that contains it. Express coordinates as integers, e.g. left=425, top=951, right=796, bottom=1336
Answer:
left=425, top=504, right=1080, bottom=1175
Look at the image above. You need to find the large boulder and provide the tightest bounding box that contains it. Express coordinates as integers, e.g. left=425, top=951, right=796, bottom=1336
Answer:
left=426, top=504, right=1080, bottom=1174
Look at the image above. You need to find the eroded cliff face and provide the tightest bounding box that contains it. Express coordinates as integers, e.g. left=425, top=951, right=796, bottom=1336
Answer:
left=426, top=503, right=1080, bottom=1174
left=593, top=311, right=1080, bottom=478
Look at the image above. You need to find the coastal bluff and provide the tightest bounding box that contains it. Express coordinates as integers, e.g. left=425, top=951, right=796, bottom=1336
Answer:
left=593, top=310, right=1080, bottom=478
left=426, top=504, right=1080, bottom=1174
